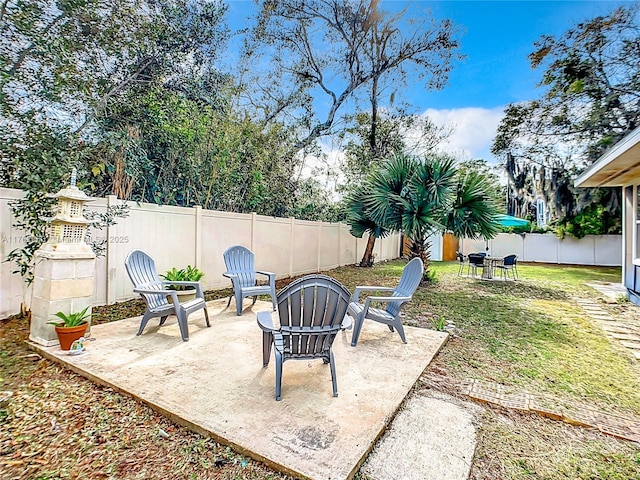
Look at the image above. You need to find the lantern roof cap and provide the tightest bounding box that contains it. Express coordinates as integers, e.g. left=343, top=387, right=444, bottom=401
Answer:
left=47, top=185, right=94, bottom=202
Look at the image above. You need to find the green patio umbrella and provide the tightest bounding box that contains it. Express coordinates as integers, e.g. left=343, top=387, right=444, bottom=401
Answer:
left=496, top=214, right=530, bottom=227
left=481, top=215, right=531, bottom=253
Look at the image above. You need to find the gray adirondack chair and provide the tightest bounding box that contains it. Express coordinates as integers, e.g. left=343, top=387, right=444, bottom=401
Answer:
left=124, top=250, right=210, bottom=341
left=223, top=245, right=277, bottom=316
left=257, top=275, right=351, bottom=401
left=348, top=257, right=423, bottom=347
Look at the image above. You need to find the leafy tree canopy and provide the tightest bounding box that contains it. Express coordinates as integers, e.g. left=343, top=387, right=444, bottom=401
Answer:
left=243, top=0, right=461, bottom=160
left=491, top=5, right=638, bottom=233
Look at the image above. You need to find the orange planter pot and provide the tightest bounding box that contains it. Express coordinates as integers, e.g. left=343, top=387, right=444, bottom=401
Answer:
left=55, top=323, right=88, bottom=350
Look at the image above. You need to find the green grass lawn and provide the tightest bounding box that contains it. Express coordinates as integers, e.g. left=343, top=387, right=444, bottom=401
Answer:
left=333, top=259, right=640, bottom=480
left=330, top=260, right=640, bottom=416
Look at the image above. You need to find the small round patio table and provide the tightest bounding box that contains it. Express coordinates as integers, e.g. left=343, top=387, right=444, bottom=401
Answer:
left=481, top=256, right=504, bottom=279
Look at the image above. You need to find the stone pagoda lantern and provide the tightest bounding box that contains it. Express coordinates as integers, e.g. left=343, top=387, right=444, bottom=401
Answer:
left=29, top=169, right=97, bottom=347
left=41, top=169, right=94, bottom=254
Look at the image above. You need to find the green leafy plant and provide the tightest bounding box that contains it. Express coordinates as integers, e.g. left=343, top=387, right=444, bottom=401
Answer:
left=431, top=315, right=446, bottom=331
left=47, top=306, right=91, bottom=328
left=161, top=266, right=205, bottom=291
left=615, top=294, right=629, bottom=304
left=422, top=268, right=438, bottom=284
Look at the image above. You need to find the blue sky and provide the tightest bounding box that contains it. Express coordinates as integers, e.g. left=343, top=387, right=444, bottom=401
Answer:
left=417, top=0, right=625, bottom=109
left=226, top=1, right=633, bottom=162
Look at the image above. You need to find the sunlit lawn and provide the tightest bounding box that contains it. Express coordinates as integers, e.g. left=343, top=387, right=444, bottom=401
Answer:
left=327, top=260, right=640, bottom=416
left=332, top=259, right=640, bottom=479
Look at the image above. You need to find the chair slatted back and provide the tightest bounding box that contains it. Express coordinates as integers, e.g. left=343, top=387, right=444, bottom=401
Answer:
left=503, top=254, right=517, bottom=266
left=223, top=246, right=257, bottom=287
left=277, top=275, right=350, bottom=359
left=385, top=257, right=423, bottom=317
left=125, top=250, right=168, bottom=310
left=468, top=253, right=485, bottom=266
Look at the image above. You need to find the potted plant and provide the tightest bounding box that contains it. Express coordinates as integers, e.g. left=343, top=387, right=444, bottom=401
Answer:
left=161, top=265, right=205, bottom=304
left=48, top=306, right=90, bottom=350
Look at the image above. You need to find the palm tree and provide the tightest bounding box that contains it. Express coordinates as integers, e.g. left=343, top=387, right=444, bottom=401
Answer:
left=349, top=153, right=500, bottom=267
left=344, top=187, right=391, bottom=267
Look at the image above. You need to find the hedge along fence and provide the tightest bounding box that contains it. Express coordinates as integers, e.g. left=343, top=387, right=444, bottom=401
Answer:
left=0, top=187, right=402, bottom=318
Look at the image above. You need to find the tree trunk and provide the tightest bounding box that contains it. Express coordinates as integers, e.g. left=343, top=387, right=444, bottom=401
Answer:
left=408, top=236, right=431, bottom=268
left=359, top=234, right=377, bottom=267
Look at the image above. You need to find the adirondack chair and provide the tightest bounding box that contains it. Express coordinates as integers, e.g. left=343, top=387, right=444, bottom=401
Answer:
left=256, top=275, right=351, bottom=401
left=124, top=250, right=210, bottom=341
left=347, top=257, right=423, bottom=347
left=222, top=245, right=277, bottom=316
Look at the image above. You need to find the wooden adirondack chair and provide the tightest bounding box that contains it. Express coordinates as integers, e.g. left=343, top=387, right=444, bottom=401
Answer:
left=347, top=257, right=423, bottom=346
left=124, top=250, right=210, bottom=341
left=256, top=275, right=351, bottom=401
left=222, top=245, right=277, bottom=316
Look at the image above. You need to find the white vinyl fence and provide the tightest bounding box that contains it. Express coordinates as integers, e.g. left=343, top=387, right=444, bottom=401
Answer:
left=461, top=233, right=622, bottom=266
left=0, top=188, right=401, bottom=318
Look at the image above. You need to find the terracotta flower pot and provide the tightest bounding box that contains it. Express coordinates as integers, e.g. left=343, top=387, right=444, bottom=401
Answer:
left=55, top=323, right=88, bottom=350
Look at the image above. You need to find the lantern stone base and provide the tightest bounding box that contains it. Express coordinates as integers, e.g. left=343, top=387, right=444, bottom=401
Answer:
left=29, top=249, right=96, bottom=347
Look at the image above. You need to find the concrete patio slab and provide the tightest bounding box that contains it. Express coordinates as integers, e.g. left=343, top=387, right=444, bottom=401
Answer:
left=30, top=299, right=448, bottom=480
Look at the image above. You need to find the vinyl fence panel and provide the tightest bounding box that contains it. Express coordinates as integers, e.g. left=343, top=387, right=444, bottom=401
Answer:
left=0, top=188, right=401, bottom=317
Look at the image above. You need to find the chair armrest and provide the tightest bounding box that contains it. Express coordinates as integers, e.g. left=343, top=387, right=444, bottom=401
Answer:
left=133, top=287, right=169, bottom=295
left=256, top=271, right=276, bottom=281
left=365, top=295, right=412, bottom=303
left=222, top=273, right=242, bottom=291
left=257, top=311, right=277, bottom=332
left=362, top=295, right=413, bottom=317
left=353, top=286, right=395, bottom=302
left=135, top=287, right=179, bottom=305
left=160, top=281, right=204, bottom=298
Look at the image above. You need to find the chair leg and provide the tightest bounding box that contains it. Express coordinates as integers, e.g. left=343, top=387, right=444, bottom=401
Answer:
left=275, top=350, right=283, bottom=401
left=159, top=315, right=168, bottom=326
left=137, top=311, right=155, bottom=336
left=226, top=295, right=233, bottom=310
left=176, top=310, right=189, bottom=342
left=270, top=284, right=277, bottom=311
left=329, top=350, right=338, bottom=398
left=262, top=331, right=273, bottom=367
left=235, top=293, right=243, bottom=316
left=394, top=319, right=407, bottom=344
left=203, top=306, right=210, bottom=327
left=351, top=314, right=365, bottom=347
left=252, top=295, right=258, bottom=306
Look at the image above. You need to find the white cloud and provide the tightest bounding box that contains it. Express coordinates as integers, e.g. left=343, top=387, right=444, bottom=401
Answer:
left=422, top=107, right=505, bottom=162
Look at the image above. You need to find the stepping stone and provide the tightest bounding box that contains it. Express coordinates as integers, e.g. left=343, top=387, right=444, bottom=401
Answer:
left=599, top=322, right=632, bottom=329
left=599, top=325, right=632, bottom=334
left=362, top=394, right=478, bottom=480
left=620, top=341, right=640, bottom=350
left=609, top=333, right=640, bottom=341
